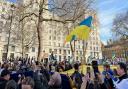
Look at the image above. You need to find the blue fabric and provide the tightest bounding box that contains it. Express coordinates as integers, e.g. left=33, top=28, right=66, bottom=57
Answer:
left=10, top=71, right=33, bottom=82
left=102, top=70, right=114, bottom=76
left=79, top=16, right=92, bottom=27
left=60, top=74, right=72, bottom=89
left=102, top=70, right=118, bottom=81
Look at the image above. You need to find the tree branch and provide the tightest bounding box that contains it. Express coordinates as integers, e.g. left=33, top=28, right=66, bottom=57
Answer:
left=19, top=13, right=38, bottom=22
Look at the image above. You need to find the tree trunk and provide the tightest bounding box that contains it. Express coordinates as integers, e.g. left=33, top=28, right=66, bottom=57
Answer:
left=70, top=42, right=74, bottom=55
left=21, top=19, right=24, bottom=57
left=21, top=32, right=24, bottom=57
left=37, top=12, right=42, bottom=61
left=6, top=12, right=13, bottom=59
left=82, top=40, right=87, bottom=64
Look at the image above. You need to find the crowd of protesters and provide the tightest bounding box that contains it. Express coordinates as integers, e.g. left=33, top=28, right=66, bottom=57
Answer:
left=0, top=57, right=128, bottom=89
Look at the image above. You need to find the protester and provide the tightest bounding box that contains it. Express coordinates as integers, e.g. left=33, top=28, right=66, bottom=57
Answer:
left=0, top=56, right=127, bottom=89
left=81, top=69, right=107, bottom=89
left=0, top=69, right=11, bottom=89
left=48, top=66, right=62, bottom=89
left=102, top=64, right=115, bottom=89
left=5, top=80, right=17, bottom=89
left=21, top=77, right=35, bottom=89
left=71, top=63, right=82, bottom=89
left=114, top=62, right=128, bottom=89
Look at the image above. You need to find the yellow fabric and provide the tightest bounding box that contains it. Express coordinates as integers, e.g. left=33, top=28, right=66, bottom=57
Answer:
left=65, top=25, right=90, bottom=42
left=65, top=35, right=73, bottom=42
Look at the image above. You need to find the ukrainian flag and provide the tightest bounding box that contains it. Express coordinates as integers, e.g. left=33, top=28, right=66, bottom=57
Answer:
left=65, top=16, right=92, bottom=42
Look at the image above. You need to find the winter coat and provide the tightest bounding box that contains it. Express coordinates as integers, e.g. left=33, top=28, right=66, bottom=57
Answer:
left=0, top=78, right=8, bottom=89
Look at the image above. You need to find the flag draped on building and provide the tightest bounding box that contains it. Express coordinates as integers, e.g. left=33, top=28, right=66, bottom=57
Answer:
left=65, top=16, right=93, bottom=43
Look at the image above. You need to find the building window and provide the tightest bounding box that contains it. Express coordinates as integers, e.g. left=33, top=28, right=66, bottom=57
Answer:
left=0, top=28, right=3, bottom=33
left=49, top=49, right=52, bottom=53
left=54, top=30, right=56, bottom=34
left=0, top=36, right=1, bottom=41
left=59, top=49, right=61, bottom=54
left=54, top=49, right=57, bottom=54
left=68, top=50, right=70, bottom=54
left=96, top=42, right=98, bottom=45
left=54, top=42, right=56, bottom=46
left=94, top=47, right=95, bottom=51
left=4, top=45, right=7, bottom=50
left=25, top=47, right=29, bottom=52
left=59, top=55, right=61, bottom=61
left=58, top=43, right=61, bottom=47
left=49, top=36, right=51, bottom=40
left=90, top=46, right=92, bottom=50
left=11, top=46, right=15, bottom=51
left=32, top=47, right=35, bottom=52
left=93, top=37, right=95, bottom=40
left=76, top=51, right=78, bottom=55
left=53, top=36, right=56, bottom=40
left=76, top=56, right=78, bottom=60
left=79, top=45, right=80, bottom=49
left=96, top=47, right=98, bottom=51
left=63, top=50, right=66, bottom=55
left=3, top=2, right=7, bottom=5
left=64, top=56, right=66, bottom=59
left=68, top=56, right=70, bottom=60
left=93, top=42, right=95, bottom=45
left=80, top=51, right=82, bottom=55
left=58, top=37, right=61, bottom=41
left=0, top=21, right=3, bottom=27
left=49, top=30, right=51, bottom=33
left=10, top=53, right=14, bottom=58
left=2, top=53, right=7, bottom=59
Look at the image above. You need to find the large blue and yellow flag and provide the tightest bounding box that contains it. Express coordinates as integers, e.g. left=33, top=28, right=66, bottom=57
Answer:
left=65, top=16, right=93, bottom=42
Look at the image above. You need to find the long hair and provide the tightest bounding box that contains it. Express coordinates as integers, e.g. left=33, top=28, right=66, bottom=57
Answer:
left=86, top=79, right=101, bottom=89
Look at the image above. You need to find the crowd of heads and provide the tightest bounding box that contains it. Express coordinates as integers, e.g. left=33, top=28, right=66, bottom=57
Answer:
left=0, top=57, right=128, bottom=89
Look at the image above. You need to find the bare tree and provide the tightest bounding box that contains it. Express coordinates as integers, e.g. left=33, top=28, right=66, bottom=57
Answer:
left=14, top=4, right=37, bottom=57
left=17, top=0, right=94, bottom=60
left=3, top=4, right=16, bottom=59
left=112, top=11, right=128, bottom=39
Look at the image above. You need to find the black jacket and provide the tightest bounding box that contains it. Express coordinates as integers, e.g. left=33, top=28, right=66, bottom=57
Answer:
left=0, top=78, right=8, bottom=89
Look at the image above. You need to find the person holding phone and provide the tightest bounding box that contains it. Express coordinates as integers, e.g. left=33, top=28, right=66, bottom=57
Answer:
left=102, top=64, right=114, bottom=89
left=81, top=67, right=107, bottom=89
